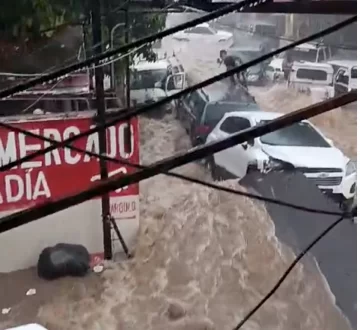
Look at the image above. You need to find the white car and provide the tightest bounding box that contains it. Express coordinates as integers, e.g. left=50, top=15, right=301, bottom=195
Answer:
left=206, top=111, right=357, bottom=208
left=265, top=58, right=284, bottom=81
left=172, top=23, right=233, bottom=43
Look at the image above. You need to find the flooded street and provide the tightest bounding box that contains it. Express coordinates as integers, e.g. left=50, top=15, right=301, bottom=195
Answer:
left=0, top=13, right=356, bottom=330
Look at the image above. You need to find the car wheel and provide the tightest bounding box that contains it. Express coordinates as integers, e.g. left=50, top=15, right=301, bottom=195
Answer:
left=206, top=156, right=223, bottom=181
left=340, top=197, right=355, bottom=213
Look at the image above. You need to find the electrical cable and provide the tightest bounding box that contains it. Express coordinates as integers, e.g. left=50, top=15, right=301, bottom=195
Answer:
left=0, top=0, right=272, bottom=99
left=231, top=215, right=345, bottom=329
left=0, top=92, right=354, bottom=233
left=0, top=16, right=355, bottom=172
left=0, top=118, right=345, bottom=218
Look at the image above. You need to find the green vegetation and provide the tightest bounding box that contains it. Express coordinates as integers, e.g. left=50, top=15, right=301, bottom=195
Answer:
left=0, top=0, right=166, bottom=72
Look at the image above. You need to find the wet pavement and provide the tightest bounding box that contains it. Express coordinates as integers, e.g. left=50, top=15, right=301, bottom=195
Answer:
left=242, top=171, right=357, bottom=329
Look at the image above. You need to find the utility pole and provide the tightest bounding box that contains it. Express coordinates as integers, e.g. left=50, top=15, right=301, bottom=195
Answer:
left=91, top=0, right=112, bottom=260
left=125, top=5, right=131, bottom=110
left=124, top=3, right=132, bottom=151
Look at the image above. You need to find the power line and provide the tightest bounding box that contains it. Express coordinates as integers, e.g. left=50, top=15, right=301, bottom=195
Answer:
left=232, top=215, right=346, bottom=329
left=0, top=91, right=354, bottom=234
left=0, top=0, right=271, bottom=99
left=0, top=16, right=355, bottom=172
left=0, top=118, right=345, bottom=218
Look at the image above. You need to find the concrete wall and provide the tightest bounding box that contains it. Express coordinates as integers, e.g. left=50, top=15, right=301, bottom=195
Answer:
left=0, top=199, right=139, bottom=273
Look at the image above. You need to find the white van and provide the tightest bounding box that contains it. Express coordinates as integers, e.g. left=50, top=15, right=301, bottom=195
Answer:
left=328, top=60, right=357, bottom=96
left=289, top=61, right=334, bottom=99
left=278, top=41, right=331, bottom=65
left=129, top=54, right=186, bottom=112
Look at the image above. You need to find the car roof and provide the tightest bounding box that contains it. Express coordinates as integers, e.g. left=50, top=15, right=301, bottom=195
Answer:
left=201, top=83, right=255, bottom=103
left=221, top=111, right=284, bottom=122
left=205, top=101, right=260, bottom=111
left=295, top=43, right=318, bottom=50
left=229, top=45, right=263, bottom=52
left=201, top=83, right=232, bottom=102
left=292, top=61, right=333, bottom=70
left=196, top=23, right=210, bottom=28
left=222, top=110, right=313, bottom=124
left=132, top=59, right=169, bottom=71
left=327, top=60, right=357, bottom=69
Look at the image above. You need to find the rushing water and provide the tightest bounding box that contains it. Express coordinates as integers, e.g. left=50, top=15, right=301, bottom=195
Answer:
left=0, top=16, right=355, bottom=330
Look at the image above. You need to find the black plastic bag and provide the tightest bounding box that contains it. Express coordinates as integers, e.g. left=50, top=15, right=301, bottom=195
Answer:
left=37, top=243, right=91, bottom=280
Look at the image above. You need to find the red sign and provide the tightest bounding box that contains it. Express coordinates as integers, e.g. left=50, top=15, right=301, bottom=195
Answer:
left=0, top=115, right=139, bottom=212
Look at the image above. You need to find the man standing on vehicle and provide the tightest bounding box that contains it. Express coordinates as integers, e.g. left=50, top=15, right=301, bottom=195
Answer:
left=218, top=49, right=248, bottom=88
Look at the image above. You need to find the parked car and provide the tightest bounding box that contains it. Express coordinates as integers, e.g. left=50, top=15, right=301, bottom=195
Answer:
left=265, top=58, right=284, bottom=82
left=176, top=83, right=257, bottom=146
left=129, top=54, right=186, bottom=116
left=172, top=23, right=233, bottom=44
left=206, top=111, right=357, bottom=209
left=227, top=46, right=268, bottom=86
left=328, top=60, right=357, bottom=96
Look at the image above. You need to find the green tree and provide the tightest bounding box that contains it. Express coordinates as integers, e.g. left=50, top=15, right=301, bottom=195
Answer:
left=0, top=0, right=165, bottom=74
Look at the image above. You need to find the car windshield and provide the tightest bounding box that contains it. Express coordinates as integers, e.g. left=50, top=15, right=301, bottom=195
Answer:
left=204, top=103, right=258, bottom=125
left=289, top=49, right=318, bottom=62
left=130, top=69, right=167, bottom=89
left=260, top=120, right=331, bottom=147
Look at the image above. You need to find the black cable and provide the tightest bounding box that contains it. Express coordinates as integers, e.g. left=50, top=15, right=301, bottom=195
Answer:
left=0, top=0, right=270, bottom=99
left=0, top=92, right=354, bottom=233
left=0, top=16, right=355, bottom=172
left=232, top=216, right=345, bottom=330
left=0, top=120, right=345, bottom=217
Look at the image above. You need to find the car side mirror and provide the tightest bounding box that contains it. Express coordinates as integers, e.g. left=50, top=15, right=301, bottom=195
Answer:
left=248, top=139, right=254, bottom=146
left=217, top=58, right=221, bottom=64
left=326, top=138, right=334, bottom=146
left=241, top=142, right=248, bottom=150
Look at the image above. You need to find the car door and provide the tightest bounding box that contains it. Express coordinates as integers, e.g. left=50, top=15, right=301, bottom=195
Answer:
left=188, top=92, right=207, bottom=140
left=165, top=72, right=185, bottom=96
left=177, top=92, right=192, bottom=125
left=211, top=116, right=253, bottom=180
left=334, top=69, right=349, bottom=96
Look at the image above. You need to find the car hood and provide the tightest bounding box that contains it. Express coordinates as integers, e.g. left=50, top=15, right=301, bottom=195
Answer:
left=261, top=145, right=347, bottom=169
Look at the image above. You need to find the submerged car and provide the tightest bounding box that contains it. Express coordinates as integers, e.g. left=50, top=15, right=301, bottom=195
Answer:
left=206, top=111, right=357, bottom=209
left=172, top=23, right=233, bottom=44
left=227, top=46, right=268, bottom=85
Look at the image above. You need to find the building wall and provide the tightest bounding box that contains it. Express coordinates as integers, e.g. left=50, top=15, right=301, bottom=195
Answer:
left=0, top=200, right=139, bottom=273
